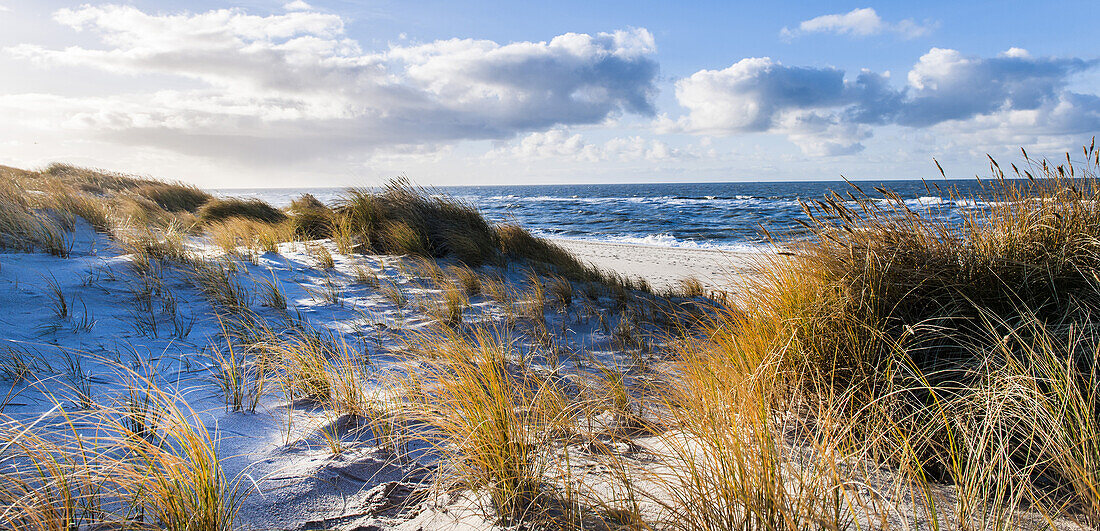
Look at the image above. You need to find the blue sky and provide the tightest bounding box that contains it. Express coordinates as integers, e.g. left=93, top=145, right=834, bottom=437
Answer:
left=0, top=1, right=1098, bottom=187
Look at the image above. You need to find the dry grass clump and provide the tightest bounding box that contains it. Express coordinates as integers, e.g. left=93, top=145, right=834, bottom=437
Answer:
left=497, top=224, right=602, bottom=283
left=134, top=182, right=212, bottom=212
left=42, top=162, right=157, bottom=193
left=207, top=217, right=294, bottom=255
left=430, top=284, right=469, bottom=325
left=335, top=178, right=498, bottom=265
left=35, top=179, right=115, bottom=233
left=186, top=258, right=251, bottom=313
left=449, top=264, right=482, bottom=296
left=547, top=276, right=574, bottom=309
left=380, top=281, right=408, bottom=309
left=676, top=276, right=705, bottom=298
left=352, top=263, right=380, bottom=287
left=112, top=194, right=172, bottom=228
left=0, top=178, right=70, bottom=256
left=254, top=322, right=372, bottom=418
left=0, top=365, right=244, bottom=529
left=647, top=317, right=863, bottom=530
left=404, top=328, right=564, bottom=525
left=288, top=193, right=333, bottom=240
left=677, top=142, right=1100, bottom=526
left=199, top=197, right=287, bottom=224
left=306, top=243, right=336, bottom=269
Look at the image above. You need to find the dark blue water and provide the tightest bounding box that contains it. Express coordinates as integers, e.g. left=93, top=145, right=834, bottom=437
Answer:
left=215, top=180, right=1000, bottom=251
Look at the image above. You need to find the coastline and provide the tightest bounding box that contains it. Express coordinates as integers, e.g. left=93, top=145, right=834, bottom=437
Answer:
left=549, top=237, right=766, bottom=293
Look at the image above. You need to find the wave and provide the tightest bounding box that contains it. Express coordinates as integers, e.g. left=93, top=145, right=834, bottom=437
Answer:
left=536, top=231, right=772, bottom=253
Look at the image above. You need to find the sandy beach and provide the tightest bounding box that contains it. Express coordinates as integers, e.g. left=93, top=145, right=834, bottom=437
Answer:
left=550, top=238, right=764, bottom=293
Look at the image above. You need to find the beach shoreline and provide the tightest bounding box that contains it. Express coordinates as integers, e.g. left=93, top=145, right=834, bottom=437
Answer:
left=549, top=237, right=765, bottom=293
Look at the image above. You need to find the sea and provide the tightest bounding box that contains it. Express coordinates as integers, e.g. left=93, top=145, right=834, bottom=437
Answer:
left=213, top=180, right=1004, bottom=252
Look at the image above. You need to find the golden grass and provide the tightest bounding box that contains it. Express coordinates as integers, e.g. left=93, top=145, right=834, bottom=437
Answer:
left=306, top=243, right=335, bottom=269
left=676, top=276, right=705, bottom=298
left=0, top=361, right=245, bottom=529
left=0, top=178, right=71, bottom=257
left=199, top=197, right=286, bottom=224
left=643, top=143, right=1100, bottom=528
left=207, top=217, right=294, bottom=256
left=449, top=264, right=482, bottom=296
left=134, top=182, right=211, bottom=213
left=335, top=178, right=498, bottom=265
left=403, top=327, right=561, bottom=524
left=9, top=146, right=1100, bottom=529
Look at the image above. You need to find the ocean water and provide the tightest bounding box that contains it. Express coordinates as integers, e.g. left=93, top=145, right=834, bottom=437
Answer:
left=214, top=180, right=1005, bottom=251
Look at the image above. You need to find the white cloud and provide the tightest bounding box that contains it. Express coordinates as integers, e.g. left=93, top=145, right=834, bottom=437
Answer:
left=781, top=8, right=934, bottom=40
left=284, top=1, right=312, bottom=11
left=668, top=49, right=1099, bottom=156
left=3, top=5, right=659, bottom=166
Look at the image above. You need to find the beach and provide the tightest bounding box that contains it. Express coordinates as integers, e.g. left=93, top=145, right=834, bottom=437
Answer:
left=549, top=238, right=763, bottom=293
left=3, top=160, right=1099, bottom=531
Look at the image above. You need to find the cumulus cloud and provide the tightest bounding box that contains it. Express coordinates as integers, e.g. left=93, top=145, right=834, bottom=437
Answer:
left=669, top=48, right=1100, bottom=155
left=781, top=8, right=934, bottom=40
left=2, top=5, right=659, bottom=164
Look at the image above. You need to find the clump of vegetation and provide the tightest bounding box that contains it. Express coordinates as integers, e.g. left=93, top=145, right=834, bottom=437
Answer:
left=0, top=177, right=70, bottom=256
left=676, top=276, right=705, bottom=298
left=405, top=328, right=559, bottom=524
left=207, top=217, right=293, bottom=255
left=497, top=224, right=602, bottom=283
left=134, top=182, right=212, bottom=212
left=681, top=142, right=1100, bottom=526
left=0, top=363, right=245, bottom=529
left=288, top=193, right=333, bottom=240
left=199, top=197, right=287, bottom=224
left=43, top=162, right=156, bottom=193
left=334, top=178, right=498, bottom=265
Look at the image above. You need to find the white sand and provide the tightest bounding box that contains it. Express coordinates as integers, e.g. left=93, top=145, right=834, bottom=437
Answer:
left=550, top=238, right=766, bottom=293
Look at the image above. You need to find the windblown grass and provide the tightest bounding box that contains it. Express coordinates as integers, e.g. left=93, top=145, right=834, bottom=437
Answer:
left=199, top=197, right=287, bottom=224
left=0, top=179, right=70, bottom=257
left=661, top=142, right=1100, bottom=527
left=207, top=217, right=293, bottom=256
left=134, top=182, right=212, bottom=213
left=0, top=362, right=245, bottom=529
left=404, top=327, right=562, bottom=524
left=335, top=178, right=498, bottom=265
left=42, top=163, right=156, bottom=194
left=288, top=193, right=333, bottom=240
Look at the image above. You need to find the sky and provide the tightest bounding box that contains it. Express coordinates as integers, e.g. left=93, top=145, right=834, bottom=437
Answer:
left=0, top=1, right=1098, bottom=187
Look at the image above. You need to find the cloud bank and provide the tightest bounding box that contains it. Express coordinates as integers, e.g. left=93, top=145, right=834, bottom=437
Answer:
left=3, top=5, right=659, bottom=164
left=668, top=48, right=1100, bottom=155
left=490, top=129, right=679, bottom=163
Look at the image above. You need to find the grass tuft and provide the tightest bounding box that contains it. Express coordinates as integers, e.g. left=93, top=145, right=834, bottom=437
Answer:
left=199, top=197, right=286, bottom=224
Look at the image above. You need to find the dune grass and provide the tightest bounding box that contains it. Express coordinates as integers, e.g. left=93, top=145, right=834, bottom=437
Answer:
left=0, top=178, right=70, bottom=257
left=404, top=327, right=561, bottom=524
left=199, top=198, right=287, bottom=225
left=207, top=217, right=294, bottom=256
left=0, top=362, right=245, bottom=529
left=649, top=143, right=1100, bottom=528
left=8, top=145, right=1100, bottom=529
left=288, top=193, right=333, bottom=240
left=134, top=182, right=212, bottom=213
left=334, top=178, right=498, bottom=265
